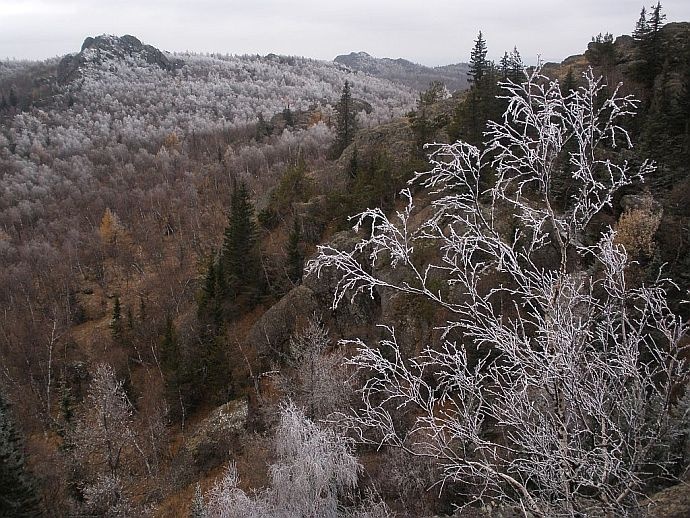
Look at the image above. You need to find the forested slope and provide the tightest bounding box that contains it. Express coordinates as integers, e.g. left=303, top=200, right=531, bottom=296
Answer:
left=1, top=11, right=689, bottom=516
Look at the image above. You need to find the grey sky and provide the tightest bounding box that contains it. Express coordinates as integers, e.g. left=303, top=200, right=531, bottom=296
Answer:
left=1, top=0, right=689, bottom=65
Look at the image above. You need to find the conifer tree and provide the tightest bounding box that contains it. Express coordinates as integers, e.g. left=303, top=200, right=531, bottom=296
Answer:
left=160, top=315, right=182, bottom=399
left=0, top=394, right=42, bottom=517
left=8, top=86, right=17, bottom=108
left=500, top=51, right=510, bottom=80
left=561, top=67, right=577, bottom=96
left=468, top=31, right=488, bottom=84
left=59, top=377, right=74, bottom=426
left=286, top=220, right=304, bottom=284
left=221, top=181, right=261, bottom=307
left=633, top=6, right=650, bottom=43
left=200, top=252, right=217, bottom=309
left=633, top=2, right=666, bottom=87
left=332, top=80, right=357, bottom=157
left=283, top=105, right=295, bottom=127
left=110, top=296, right=123, bottom=343
left=255, top=112, right=271, bottom=141
left=508, top=46, right=523, bottom=83
left=348, top=144, right=359, bottom=178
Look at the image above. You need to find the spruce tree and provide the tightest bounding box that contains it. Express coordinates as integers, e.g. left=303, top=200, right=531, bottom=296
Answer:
left=647, top=1, right=666, bottom=71
left=189, top=483, right=206, bottom=518
left=200, top=253, right=217, bottom=309
left=8, top=86, right=17, bottom=108
left=332, top=81, right=357, bottom=157
left=561, top=67, right=577, bottom=96
left=0, top=394, right=42, bottom=517
left=255, top=112, right=271, bottom=141
left=633, top=6, right=650, bottom=43
left=110, top=296, right=123, bottom=343
left=348, top=145, right=359, bottom=179
left=221, top=182, right=261, bottom=307
left=508, top=46, right=523, bottom=83
left=634, top=2, right=666, bottom=88
left=286, top=220, right=304, bottom=284
left=160, top=315, right=185, bottom=412
left=283, top=105, right=295, bottom=127
left=468, top=31, right=488, bottom=84
left=500, top=51, right=510, bottom=80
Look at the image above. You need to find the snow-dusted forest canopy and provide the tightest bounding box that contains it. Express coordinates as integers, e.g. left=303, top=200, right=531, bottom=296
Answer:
left=0, top=36, right=415, bottom=234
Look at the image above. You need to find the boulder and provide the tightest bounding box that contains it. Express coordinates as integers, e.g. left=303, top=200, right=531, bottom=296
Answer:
left=245, top=284, right=319, bottom=360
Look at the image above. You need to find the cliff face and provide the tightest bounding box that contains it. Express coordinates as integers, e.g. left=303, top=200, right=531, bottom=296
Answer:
left=57, top=34, right=184, bottom=85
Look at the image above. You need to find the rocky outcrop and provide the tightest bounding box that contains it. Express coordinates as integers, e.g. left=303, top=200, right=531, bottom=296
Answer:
left=57, top=34, right=184, bottom=85
left=645, top=482, right=690, bottom=518
left=245, top=284, right=320, bottom=360
left=245, top=230, right=382, bottom=366
left=302, top=231, right=381, bottom=336
left=337, top=117, right=417, bottom=173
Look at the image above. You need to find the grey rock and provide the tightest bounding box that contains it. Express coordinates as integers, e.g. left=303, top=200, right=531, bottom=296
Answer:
left=58, top=34, right=184, bottom=85
left=246, top=284, right=319, bottom=360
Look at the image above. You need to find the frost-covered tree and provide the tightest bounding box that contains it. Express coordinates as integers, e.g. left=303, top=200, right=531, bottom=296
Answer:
left=205, top=403, right=381, bottom=518
left=281, top=316, right=351, bottom=420
left=308, top=68, right=689, bottom=516
left=71, top=364, right=136, bottom=478
left=190, top=483, right=207, bottom=518
left=66, top=362, right=157, bottom=516
left=81, top=475, right=134, bottom=518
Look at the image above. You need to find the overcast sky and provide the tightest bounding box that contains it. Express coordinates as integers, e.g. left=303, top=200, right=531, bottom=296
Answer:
left=1, top=0, right=689, bottom=65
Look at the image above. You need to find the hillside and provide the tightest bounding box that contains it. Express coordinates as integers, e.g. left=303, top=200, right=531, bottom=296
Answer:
left=1, top=14, right=690, bottom=518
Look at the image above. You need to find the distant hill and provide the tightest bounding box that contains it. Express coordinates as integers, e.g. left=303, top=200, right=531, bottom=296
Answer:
left=334, top=51, right=469, bottom=93
left=0, top=35, right=416, bottom=156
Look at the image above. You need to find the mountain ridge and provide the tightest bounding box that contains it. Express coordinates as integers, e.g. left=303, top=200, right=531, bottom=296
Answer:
left=334, top=50, right=470, bottom=92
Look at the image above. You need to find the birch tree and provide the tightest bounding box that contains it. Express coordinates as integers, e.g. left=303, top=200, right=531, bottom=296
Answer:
left=69, top=364, right=144, bottom=514
left=205, top=403, right=384, bottom=518
left=307, top=68, right=689, bottom=517
left=281, top=316, right=351, bottom=421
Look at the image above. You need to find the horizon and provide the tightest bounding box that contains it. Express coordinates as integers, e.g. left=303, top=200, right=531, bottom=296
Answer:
left=2, top=1, right=690, bottom=66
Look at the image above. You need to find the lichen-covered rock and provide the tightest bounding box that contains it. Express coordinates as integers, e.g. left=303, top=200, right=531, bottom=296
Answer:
left=621, top=194, right=663, bottom=213
left=337, top=118, right=416, bottom=173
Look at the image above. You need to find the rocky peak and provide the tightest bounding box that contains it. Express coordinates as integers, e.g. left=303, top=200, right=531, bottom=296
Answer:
left=57, top=34, right=184, bottom=85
